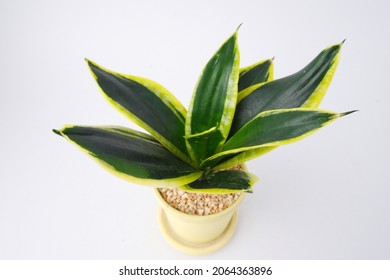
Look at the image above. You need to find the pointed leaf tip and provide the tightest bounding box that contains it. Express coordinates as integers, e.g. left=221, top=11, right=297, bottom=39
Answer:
left=341, top=38, right=346, bottom=45
left=85, top=58, right=95, bottom=66
left=85, top=58, right=100, bottom=69
left=85, top=58, right=96, bottom=70
left=340, top=110, right=358, bottom=117
left=236, top=23, right=243, bottom=32
left=52, top=129, right=62, bottom=136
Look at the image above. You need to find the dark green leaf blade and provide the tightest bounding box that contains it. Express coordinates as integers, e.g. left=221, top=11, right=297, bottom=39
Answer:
left=238, top=58, right=274, bottom=92
left=225, top=109, right=341, bottom=151
left=181, top=169, right=257, bottom=194
left=185, top=31, right=240, bottom=164
left=55, top=126, right=201, bottom=187
left=201, top=109, right=354, bottom=169
left=230, top=42, right=343, bottom=135
left=201, top=146, right=275, bottom=169
left=86, top=60, right=193, bottom=166
left=212, top=146, right=277, bottom=170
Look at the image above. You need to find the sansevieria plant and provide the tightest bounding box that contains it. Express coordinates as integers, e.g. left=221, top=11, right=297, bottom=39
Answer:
left=53, top=28, right=354, bottom=194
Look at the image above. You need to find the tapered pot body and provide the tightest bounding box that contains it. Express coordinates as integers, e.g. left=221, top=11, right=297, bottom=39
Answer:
left=154, top=188, right=245, bottom=255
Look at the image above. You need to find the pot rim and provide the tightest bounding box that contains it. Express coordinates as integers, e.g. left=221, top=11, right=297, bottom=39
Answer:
left=153, top=188, right=246, bottom=220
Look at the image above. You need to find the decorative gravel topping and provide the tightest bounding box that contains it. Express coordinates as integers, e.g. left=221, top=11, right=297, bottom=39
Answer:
left=159, top=165, right=244, bottom=216
left=159, top=188, right=241, bottom=216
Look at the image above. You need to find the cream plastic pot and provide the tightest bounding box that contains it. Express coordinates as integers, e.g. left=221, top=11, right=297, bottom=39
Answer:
left=154, top=188, right=245, bottom=255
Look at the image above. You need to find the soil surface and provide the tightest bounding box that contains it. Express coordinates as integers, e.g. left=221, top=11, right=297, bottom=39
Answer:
left=159, top=165, right=245, bottom=215
left=159, top=188, right=241, bottom=216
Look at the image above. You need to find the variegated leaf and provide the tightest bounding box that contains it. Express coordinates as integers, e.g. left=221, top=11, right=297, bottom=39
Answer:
left=201, top=109, right=355, bottom=169
left=185, top=31, right=240, bottom=165
left=54, top=126, right=201, bottom=187
left=230, top=42, right=344, bottom=136
left=86, top=60, right=194, bottom=166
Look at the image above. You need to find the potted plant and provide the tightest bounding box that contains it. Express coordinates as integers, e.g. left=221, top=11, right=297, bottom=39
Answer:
left=53, top=28, right=354, bottom=255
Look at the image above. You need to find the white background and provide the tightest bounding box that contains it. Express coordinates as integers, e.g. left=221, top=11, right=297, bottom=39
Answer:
left=1, top=0, right=389, bottom=259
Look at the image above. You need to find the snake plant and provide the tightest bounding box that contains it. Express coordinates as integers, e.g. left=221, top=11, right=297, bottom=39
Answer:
left=53, top=29, right=354, bottom=194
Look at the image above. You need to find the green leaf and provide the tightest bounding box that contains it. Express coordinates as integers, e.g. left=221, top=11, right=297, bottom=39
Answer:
left=185, top=31, right=240, bottom=165
left=238, top=58, right=274, bottom=92
left=211, top=146, right=276, bottom=170
left=230, top=42, right=343, bottom=136
left=54, top=126, right=202, bottom=187
left=179, top=169, right=258, bottom=194
left=86, top=60, right=194, bottom=166
left=201, top=109, right=355, bottom=169
left=207, top=146, right=277, bottom=170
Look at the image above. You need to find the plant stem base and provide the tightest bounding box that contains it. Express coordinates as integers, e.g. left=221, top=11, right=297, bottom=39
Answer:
left=157, top=207, right=239, bottom=255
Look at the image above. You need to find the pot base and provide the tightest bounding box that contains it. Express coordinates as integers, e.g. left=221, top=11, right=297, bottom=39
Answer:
left=157, top=207, right=239, bottom=255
